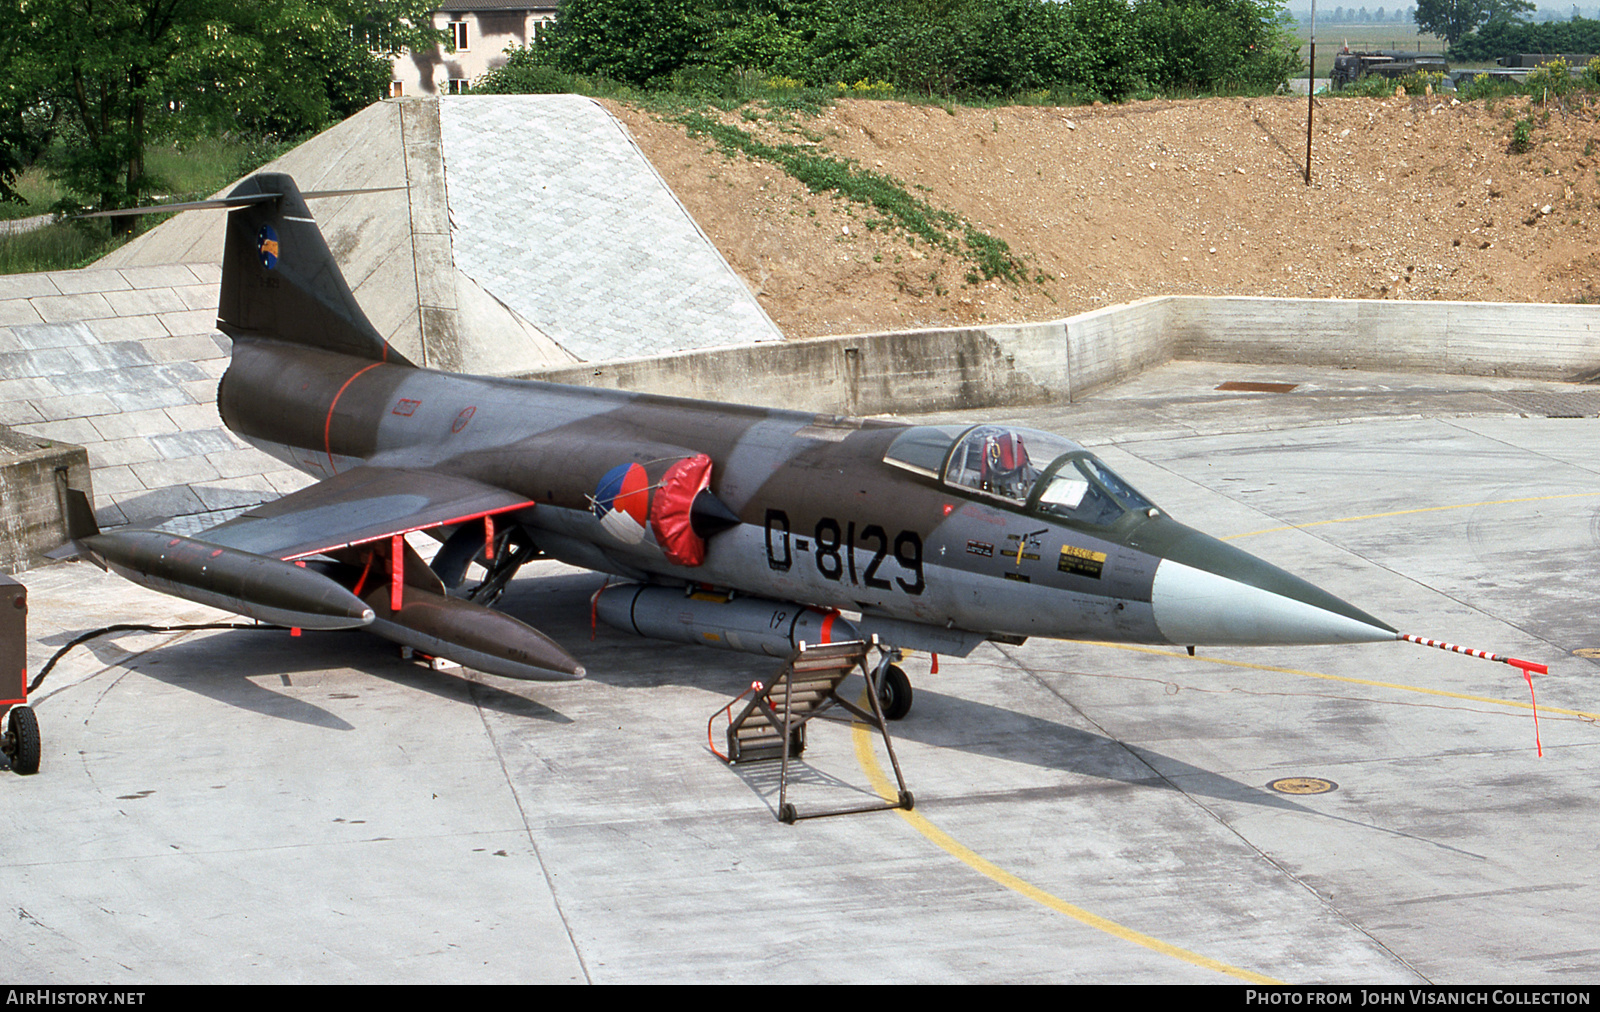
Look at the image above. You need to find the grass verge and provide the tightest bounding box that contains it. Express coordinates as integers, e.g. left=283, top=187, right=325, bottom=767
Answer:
left=0, top=134, right=291, bottom=274
left=0, top=222, right=126, bottom=274
left=677, top=109, right=1033, bottom=286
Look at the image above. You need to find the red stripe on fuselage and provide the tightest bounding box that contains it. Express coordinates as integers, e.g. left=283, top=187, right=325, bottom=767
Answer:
left=324, top=362, right=384, bottom=474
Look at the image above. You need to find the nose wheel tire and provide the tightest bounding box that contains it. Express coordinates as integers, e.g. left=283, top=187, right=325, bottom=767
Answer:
left=876, top=663, right=913, bottom=721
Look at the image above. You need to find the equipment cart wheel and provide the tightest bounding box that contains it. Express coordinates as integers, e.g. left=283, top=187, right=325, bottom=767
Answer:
left=877, top=663, right=913, bottom=721
left=5, top=705, right=39, bottom=775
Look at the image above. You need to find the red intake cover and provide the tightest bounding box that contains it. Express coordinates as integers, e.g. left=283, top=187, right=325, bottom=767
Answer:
left=650, top=454, right=713, bottom=566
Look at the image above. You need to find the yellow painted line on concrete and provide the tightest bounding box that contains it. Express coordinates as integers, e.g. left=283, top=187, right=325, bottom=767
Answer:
left=850, top=710, right=1281, bottom=984
left=1079, top=642, right=1600, bottom=721
left=835, top=492, right=1599, bottom=979
left=1222, top=492, right=1600, bottom=542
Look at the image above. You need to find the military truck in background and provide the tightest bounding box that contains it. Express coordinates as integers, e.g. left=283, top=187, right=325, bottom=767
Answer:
left=1497, top=53, right=1596, bottom=69
left=1448, top=54, right=1597, bottom=88
left=1329, top=49, right=1448, bottom=89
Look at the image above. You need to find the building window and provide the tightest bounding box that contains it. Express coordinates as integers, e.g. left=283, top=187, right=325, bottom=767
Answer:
left=447, top=78, right=467, bottom=94
left=390, top=81, right=404, bottom=97
left=449, top=19, right=468, bottom=50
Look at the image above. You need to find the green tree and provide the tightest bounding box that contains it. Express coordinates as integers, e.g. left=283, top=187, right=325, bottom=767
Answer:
left=1413, top=0, right=1533, bottom=45
left=18, top=0, right=441, bottom=223
left=172, top=0, right=439, bottom=138
left=1451, top=14, right=1600, bottom=59
left=0, top=0, right=51, bottom=203
left=541, top=0, right=714, bottom=86
left=504, top=0, right=1298, bottom=102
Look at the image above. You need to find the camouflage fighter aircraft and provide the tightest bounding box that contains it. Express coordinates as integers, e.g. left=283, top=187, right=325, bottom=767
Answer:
left=65, top=174, right=1396, bottom=718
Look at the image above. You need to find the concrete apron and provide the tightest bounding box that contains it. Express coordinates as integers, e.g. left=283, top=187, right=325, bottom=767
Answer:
left=4, top=359, right=1600, bottom=983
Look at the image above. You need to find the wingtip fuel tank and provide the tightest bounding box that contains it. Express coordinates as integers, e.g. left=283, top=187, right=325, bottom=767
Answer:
left=361, top=582, right=586, bottom=682
left=79, top=530, right=375, bottom=631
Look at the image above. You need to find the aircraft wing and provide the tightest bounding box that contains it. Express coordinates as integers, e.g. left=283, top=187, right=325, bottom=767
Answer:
left=197, top=466, right=536, bottom=561
left=75, top=466, right=583, bottom=681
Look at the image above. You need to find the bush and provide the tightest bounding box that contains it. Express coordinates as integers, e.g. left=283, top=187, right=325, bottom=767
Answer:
left=1454, top=71, right=1526, bottom=102
left=519, top=0, right=1299, bottom=103
left=1510, top=117, right=1533, bottom=153
left=1525, top=57, right=1576, bottom=102
left=1452, top=16, right=1600, bottom=63
left=1133, top=0, right=1300, bottom=95
left=1332, top=68, right=1447, bottom=97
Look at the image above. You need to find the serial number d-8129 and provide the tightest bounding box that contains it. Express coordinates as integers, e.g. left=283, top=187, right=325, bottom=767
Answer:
left=764, top=510, right=924, bottom=595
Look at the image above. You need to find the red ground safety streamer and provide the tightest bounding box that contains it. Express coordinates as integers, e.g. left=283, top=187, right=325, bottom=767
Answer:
left=707, top=681, right=763, bottom=761
left=588, top=578, right=611, bottom=640
left=292, top=560, right=305, bottom=636
left=1400, top=634, right=1549, bottom=756
left=1516, top=661, right=1544, bottom=758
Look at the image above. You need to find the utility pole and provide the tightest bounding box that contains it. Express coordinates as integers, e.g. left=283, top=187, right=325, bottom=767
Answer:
left=1306, top=0, right=1317, bottom=185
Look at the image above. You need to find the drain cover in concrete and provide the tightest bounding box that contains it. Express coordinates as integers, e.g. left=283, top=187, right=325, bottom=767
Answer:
left=1493, top=389, right=1600, bottom=417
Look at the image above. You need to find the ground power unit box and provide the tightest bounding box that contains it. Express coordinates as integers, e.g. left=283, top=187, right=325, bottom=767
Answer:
left=0, top=575, right=39, bottom=774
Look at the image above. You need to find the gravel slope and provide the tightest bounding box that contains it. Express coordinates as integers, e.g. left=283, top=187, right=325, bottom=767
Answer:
left=608, top=93, right=1600, bottom=337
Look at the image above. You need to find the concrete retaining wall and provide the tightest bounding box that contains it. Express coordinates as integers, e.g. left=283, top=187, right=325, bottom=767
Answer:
left=1065, top=297, right=1171, bottom=396
left=530, top=322, right=1072, bottom=416
left=0, top=430, right=91, bottom=574
left=1167, top=297, right=1600, bottom=381
left=528, top=296, right=1600, bottom=413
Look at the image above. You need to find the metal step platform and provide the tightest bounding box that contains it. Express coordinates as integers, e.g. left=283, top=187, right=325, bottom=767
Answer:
left=713, top=638, right=912, bottom=824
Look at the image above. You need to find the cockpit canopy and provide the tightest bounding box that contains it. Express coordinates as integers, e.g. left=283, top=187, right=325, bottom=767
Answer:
left=883, top=424, right=1157, bottom=526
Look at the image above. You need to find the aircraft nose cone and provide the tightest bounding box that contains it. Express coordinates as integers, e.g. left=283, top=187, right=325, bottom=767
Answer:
left=1139, top=521, right=1395, bottom=647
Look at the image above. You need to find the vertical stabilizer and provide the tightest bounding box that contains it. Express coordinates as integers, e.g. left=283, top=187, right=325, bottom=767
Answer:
left=217, top=173, right=413, bottom=366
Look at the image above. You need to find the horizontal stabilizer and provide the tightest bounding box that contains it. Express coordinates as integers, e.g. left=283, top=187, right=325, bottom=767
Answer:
left=77, top=186, right=406, bottom=219
left=78, top=193, right=281, bottom=218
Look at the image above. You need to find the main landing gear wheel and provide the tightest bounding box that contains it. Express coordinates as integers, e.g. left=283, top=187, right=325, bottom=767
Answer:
left=5, top=706, right=39, bottom=775
left=876, top=663, right=913, bottom=721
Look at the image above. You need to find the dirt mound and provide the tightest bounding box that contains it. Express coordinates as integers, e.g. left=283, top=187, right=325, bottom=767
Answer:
left=606, top=94, right=1600, bottom=338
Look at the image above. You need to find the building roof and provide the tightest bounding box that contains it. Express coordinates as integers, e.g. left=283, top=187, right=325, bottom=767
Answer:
left=434, top=2, right=557, bottom=12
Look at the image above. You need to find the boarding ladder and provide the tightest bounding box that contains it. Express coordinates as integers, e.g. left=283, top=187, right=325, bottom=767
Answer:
left=717, top=638, right=913, bottom=824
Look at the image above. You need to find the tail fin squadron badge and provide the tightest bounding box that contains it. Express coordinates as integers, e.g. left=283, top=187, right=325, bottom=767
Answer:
left=257, top=225, right=279, bottom=269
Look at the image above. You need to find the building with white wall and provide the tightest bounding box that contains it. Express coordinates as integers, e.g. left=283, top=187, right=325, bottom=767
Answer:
left=391, top=2, right=557, bottom=96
